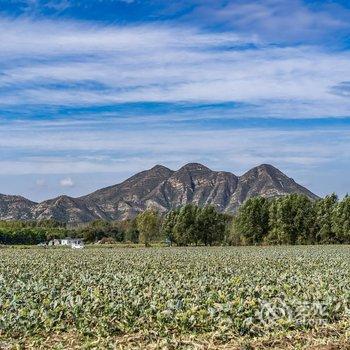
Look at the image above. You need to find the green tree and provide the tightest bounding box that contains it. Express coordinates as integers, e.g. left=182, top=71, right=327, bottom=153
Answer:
left=173, top=204, right=199, bottom=245
left=231, top=197, right=270, bottom=245
left=124, top=219, right=140, bottom=243
left=161, top=209, right=179, bottom=245
left=315, top=194, right=338, bottom=243
left=136, top=209, right=160, bottom=246
left=266, top=194, right=315, bottom=245
left=196, top=206, right=228, bottom=245
left=332, top=195, right=350, bottom=243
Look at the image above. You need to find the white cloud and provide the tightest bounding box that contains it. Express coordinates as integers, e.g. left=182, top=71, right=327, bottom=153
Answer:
left=35, top=178, right=46, bottom=187
left=0, top=118, right=348, bottom=178
left=0, top=17, right=349, bottom=117
left=59, top=177, right=75, bottom=187
left=44, top=0, right=72, bottom=11
left=187, top=0, right=350, bottom=42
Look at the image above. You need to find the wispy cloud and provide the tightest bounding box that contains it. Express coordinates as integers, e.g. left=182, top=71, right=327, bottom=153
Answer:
left=35, top=178, right=46, bottom=187
left=0, top=17, right=349, bottom=118
left=4, top=1, right=350, bottom=44
left=0, top=117, right=348, bottom=174
left=184, top=0, right=350, bottom=42
left=330, top=81, right=350, bottom=98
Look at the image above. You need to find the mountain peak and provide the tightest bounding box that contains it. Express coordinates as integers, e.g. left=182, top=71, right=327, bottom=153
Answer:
left=243, top=163, right=284, bottom=178
left=256, top=163, right=277, bottom=170
left=0, top=193, right=36, bottom=202
left=178, top=163, right=211, bottom=172
left=150, top=164, right=172, bottom=172
left=252, top=163, right=280, bottom=173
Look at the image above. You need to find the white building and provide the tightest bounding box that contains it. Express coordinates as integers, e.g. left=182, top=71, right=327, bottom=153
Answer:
left=61, top=237, right=84, bottom=247
left=47, top=239, right=61, bottom=246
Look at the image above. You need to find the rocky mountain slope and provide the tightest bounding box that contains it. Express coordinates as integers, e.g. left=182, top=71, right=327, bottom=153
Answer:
left=0, top=194, right=37, bottom=221
left=0, top=163, right=318, bottom=223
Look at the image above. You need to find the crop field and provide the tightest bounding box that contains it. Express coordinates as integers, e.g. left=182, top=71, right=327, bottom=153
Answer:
left=1, top=246, right=350, bottom=349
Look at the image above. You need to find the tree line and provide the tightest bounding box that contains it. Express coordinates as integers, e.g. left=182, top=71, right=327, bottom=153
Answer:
left=0, top=193, right=349, bottom=246
left=138, top=204, right=231, bottom=246
left=0, top=205, right=231, bottom=246
left=76, top=204, right=231, bottom=246
left=230, top=193, right=350, bottom=245
left=0, top=220, right=69, bottom=245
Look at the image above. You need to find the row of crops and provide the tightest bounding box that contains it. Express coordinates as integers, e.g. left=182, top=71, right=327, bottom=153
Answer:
left=1, top=246, right=350, bottom=346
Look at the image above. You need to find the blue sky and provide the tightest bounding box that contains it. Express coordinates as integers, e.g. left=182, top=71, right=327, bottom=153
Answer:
left=0, top=0, right=350, bottom=201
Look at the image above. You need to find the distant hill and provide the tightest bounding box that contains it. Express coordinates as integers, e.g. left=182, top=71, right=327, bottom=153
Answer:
left=0, top=163, right=318, bottom=224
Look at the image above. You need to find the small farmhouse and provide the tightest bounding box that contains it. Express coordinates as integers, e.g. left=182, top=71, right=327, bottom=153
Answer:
left=61, top=237, right=84, bottom=246
left=45, top=237, right=84, bottom=248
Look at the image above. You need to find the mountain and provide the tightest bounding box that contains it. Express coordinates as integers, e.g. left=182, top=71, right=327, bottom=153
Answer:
left=80, top=164, right=174, bottom=221
left=142, top=163, right=239, bottom=213
left=0, top=163, right=318, bottom=224
left=225, top=164, right=318, bottom=212
left=0, top=194, right=37, bottom=220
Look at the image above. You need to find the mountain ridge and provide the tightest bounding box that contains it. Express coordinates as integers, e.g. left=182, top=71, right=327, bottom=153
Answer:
left=0, top=163, right=318, bottom=223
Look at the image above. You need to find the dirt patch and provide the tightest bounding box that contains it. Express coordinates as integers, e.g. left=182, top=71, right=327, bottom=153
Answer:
left=1, top=322, right=350, bottom=350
